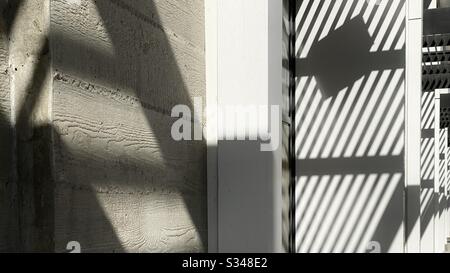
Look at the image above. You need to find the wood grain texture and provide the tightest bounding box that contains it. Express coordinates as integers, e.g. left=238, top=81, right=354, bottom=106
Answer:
left=50, top=0, right=205, bottom=116
left=0, top=0, right=207, bottom=252
left=54, top=184, right=205, bottom=253
left=48, top=0, right=207, bottom=252
left=52, top=70, right=206, bottom=252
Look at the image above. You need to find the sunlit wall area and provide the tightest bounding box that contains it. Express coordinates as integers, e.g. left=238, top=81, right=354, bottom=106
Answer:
left=435, top=92, right=450, bottom=252
left=436, top=125, right=448, bottom=252
left=0, top=0, right=207, bottom=253
left=49, top=0, right=207, bottom=253
left=420, top=90, right=435, bottom=252
left=421, top=0, right=436, bottom=245
left=295, top=0, right=407, bottom=253
left=422, top=0, right=450, bottom=253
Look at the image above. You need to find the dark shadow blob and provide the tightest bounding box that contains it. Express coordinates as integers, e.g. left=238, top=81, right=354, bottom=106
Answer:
left=424, top=7, right=450, bottom=35
left=296, top=156, right=404, bottom=176
left=217, top=140, right=277, bottom=253
left=296, top=16, right=404, bottom=99
left=9, top=39, right=57, bottom=252
left=2, top=0, right=23, bottom=36
left=359, top=180, right=406, bottom=253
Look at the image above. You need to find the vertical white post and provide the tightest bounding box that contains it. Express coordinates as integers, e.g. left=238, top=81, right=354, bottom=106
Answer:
left=205, top=0, right=219, bottom=253
left=405, top=0, right=423, bottom=253
left=215, top=0, right=283, bottom=252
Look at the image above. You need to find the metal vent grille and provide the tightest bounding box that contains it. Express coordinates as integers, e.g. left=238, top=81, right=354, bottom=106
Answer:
left=423, top=34, right=450, bottom=48
left=441, top=107, right=450, bottom=128
left=423, top=34, right=450, bottom=91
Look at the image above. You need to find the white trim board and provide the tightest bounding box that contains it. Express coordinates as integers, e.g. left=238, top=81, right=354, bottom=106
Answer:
left=206, top=0, right=283, bottom=253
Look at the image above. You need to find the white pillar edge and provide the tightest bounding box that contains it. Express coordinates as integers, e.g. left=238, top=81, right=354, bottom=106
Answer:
left=268, top=0, right=283, bottom=253
left=404, top=0, right=423, bottom=253
left=205, top=0, right=219, bottom=253
left=215, top=0, right=283, bottom=252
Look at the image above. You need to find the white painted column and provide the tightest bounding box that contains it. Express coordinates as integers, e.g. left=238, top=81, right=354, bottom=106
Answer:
left=205, top=0, right=219, bottom=253
left=405, top=0, right=423, bottom=253
left=207, top=0, right=283, bottom=253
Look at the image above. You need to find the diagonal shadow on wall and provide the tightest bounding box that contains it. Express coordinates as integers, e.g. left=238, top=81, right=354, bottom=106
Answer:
left=293, top=0, right=422, bottom=253
left=1, top=0, right=207, bottom=252
left=49, top=0, right=207, bottom=252
left=0, top=0, right=17, bottom=252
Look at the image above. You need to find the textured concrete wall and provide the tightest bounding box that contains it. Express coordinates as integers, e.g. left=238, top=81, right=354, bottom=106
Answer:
left=0, top=0, right=15, bottom=252
left=1, top=0, right=53, bottom=252
left=0, top=0, right=206, bottom=252
left=50, top=0, right=206, bottom=252
left=438, top=0, right=450, bottom=8
left=7, top=0, right=53, bottom=252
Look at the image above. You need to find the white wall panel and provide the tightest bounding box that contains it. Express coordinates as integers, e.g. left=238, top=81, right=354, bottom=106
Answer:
left=295, top=0, right=407, bottom=253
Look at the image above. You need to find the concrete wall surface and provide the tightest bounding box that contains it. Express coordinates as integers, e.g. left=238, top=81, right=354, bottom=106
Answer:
left=0, top=0, right=207, bottom=253
left=0, top=0, right=16, bottom=252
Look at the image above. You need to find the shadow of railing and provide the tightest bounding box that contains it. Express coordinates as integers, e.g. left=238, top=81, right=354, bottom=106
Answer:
left=294, top=0, right=415, bottom=253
